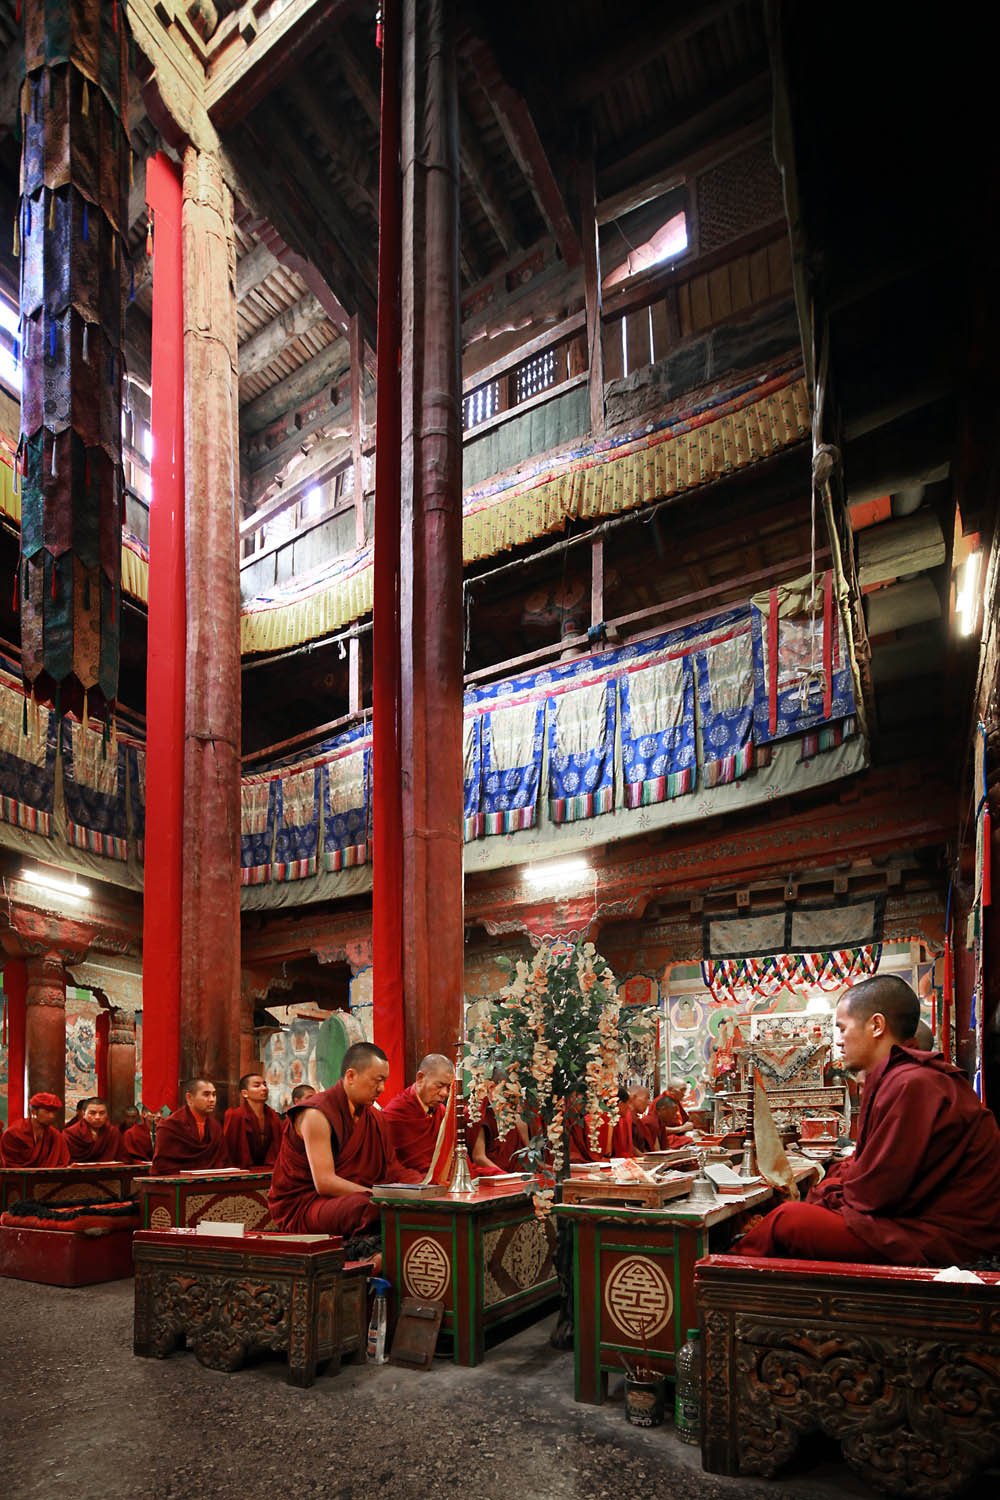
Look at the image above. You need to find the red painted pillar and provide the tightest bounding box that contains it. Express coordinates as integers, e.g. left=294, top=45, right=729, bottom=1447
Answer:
left=107, top=1008, right=137, bottom=1122
left=399, top=0, right=464, bottom=1070
left=143, top=152, right=185, bottom=1113
left=179, top=147, right=242, bottom=1108
left=372, top=0, right=406, bottom=1100
left=24, top=953, right=67, bottom=1109
left=94, top=1005, right=110, bottom=1100
left=2, top=959, right=27, bottom=1122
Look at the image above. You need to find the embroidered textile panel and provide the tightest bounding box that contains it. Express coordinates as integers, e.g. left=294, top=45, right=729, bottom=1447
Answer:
left=750, top=573, right=855, bottom=744
left=463, top=715, right=482, bottom=841
left=240, top=775, right=276, bottom=886
left=547, top=679, right=615, bottom=824
left=272, top=764, right=321, bottom=882
left=620, top=655, right=695, bottom=806
left=0, top=677, right=56, bottom=835
left=60, top=718, right=126, bottom=860
left=696, top=627, right=755, bottom=787
left=127, top=742, right=144, bottom=860
left=480, top=699, right=545, bottom=833
left=322, top=746, right=369, bottom=872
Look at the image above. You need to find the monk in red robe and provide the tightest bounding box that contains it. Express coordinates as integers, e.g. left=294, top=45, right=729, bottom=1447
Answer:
left=0, top=1092, right=71, bottom=1167
left=381, top=1053, right=454, bottom=1174
left=63, top=1097, right=122, bottom=1161
left=223, top=1071, right=283, bottom=1169
left=739, top=975, right=1000, bottom=1266
left=646, top=1087, right=694, bottom=1148
left=268, top=1041, right=421, bottom=1237
left=121, top=1107, right=155, bottom=1163
left=151, top=1078, right=231, bottom=1174
left=607, top=1085, right=654, bottom=1156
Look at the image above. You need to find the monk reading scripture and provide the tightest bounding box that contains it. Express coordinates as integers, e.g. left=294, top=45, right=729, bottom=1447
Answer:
left=0, top=1092, right=71, bottom=1167
left=150, top=1078, right=231, bottom=1174
left=63, top=1097, right=122, bottom=1161
left=120, top=1107, right=155, bottom=1163
left=646, top=1087, right=694, bottom=1148
left=223, top=1072, right=283, bottom=1168
left=739, top=975, right=1000, bottom=1266
left=268, top=1042, right=421, bottom=1237
left=381, top=1053, right=454, bottom=1174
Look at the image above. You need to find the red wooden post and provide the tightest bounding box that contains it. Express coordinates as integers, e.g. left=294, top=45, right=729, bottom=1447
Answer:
left=107, top=1008, right=137, bottom=1122
left=143, top=152, right=185, bottom=1113
left=399, top=0, right=464, bottom=1069
left=24, top=952, right=67, bottom=1108
left=2, top=958, right=28, bottom=1122
left=94, top=1004, right=110, bottom=1101
left=179, top=147, right=242, bottom=1109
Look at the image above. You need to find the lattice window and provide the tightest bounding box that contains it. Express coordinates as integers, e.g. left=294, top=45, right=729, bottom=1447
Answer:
left=696, top=138, right=785, bottom=254
left=463, top=380, right=501, bottom=431
left=514, top=349, right=556, bottom=405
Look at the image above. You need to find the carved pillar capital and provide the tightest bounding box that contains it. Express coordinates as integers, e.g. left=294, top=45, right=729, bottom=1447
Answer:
left=25, top=950, right=69, bottom=1004
left=109, top=1007, right=137, bottom=1047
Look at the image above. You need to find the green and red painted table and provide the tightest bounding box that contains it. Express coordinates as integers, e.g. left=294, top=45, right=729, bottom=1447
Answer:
left=0, top=1162, right=148, bottom=1213
left=133, top=1170, right=275, bottom=1231
left=555, top=1176, right=810, bottom=1404
left=377, top=1180, right=557, bottom=1365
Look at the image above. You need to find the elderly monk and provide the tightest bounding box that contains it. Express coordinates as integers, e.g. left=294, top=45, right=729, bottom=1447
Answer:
left=63, top=1097, right=122, bottom=1161
left=605, top=1084, right=653, bottom=1156
left=120, top=1106, right=155, bottom=1163
left=739, top=975, right=1000, bottom=1265
left=268, top=1041, right=421, bottom=1236
left=0, top=1092, right=71, bottom=1167
left=224, top=1072, right=283, bottom=1168
left=381, top=1053, right=455, bottom=1174
left=151, top=1078, right=230, bottom=1174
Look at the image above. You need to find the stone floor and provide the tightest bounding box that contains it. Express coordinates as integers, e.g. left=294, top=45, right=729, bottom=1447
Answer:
left=0, top=1275, right=989, bottom=1500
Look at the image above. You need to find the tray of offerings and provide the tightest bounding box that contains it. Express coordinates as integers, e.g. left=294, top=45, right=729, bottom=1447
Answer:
left=561, top=1170, right=696, bottom=1208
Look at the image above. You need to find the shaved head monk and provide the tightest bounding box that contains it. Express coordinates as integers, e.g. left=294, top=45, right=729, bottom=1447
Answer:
left=468, top=1067, right=529, bottom=1174
left=268, top=1042, right=422, bottom=1238
left=648, top=1088, right=694, bottom=1148
left=382, top=1054, right=455, bottom=1174
left=224, top=1072, right=283, bottom=1169
left=290, top=1084, right=315, bottom=1106
left=739, top=975, right=1000, bottom=1265
left=63, top=1097, right=122, bottom=1161
left=0, top=1092, right=71, bottom=1167
left=120, top=1106, right=155, bottom=1163
left=908, top=1019, right=935, bottom=1051
left=151, top=1078, right=231, bottom=1174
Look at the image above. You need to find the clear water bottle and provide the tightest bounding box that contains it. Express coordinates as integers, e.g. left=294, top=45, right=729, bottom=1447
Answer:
left=366, top=1276, right=391, bottom=1364
left=674, top=1327, right=701, bottom=1443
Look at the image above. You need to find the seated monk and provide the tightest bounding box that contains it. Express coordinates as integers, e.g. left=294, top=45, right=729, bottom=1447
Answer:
left=738, top=976, right=1000, bottom=1266
left=223, top=1071, right=283, bottom=1169
left=568, top=1091, right=604, bottom=1163
left=381, top=1053, right=454, bottom=1175
left=646, top=1088, right=695, bottom=1148
left=119, top=1105, right=140, bottom=1135
left=468, top=1068, right=529, bottom=1174
left=120, top=1106, right=155, bottom=1163
left=151, top=1078, right=230, bottom=1174
left=607, top=1085, right=653, bottom=1156
left=289, top=1083, right=316, bottom=1110
left=63, top=1097, right=122, bottom=1161
left=0, top=1092, right=71, bottom=1167
left=268, top=1041, right=422, bottom=1237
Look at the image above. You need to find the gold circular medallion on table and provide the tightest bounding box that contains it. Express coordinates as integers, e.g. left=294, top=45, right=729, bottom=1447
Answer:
left=403, top=1235, right=451, bottom=1301
left=604, top=1254, right=673, bottom=1340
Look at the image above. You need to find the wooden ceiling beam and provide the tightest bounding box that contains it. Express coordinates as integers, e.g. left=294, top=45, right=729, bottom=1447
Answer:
left=238, top=292, right=328, bottom=380
left=462, top=34, right=581, bottom=268
left=240, top=337, right=351, bottom=431
left=559, top=1, right=740, bottom=109
left=236, top=240, right=280, bottom=301
left=459, top=101, right=523, bottom=259
left=291, top=77, right=378, bottom=209
left=335, top=35, right=383, bottom=131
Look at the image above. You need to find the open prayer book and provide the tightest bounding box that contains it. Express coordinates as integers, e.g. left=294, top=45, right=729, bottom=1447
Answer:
left=372, top=1182, right=445, bottom=1199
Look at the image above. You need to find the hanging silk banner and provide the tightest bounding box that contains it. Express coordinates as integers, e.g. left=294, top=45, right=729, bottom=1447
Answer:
left=620, top=655, right=695, bottom=806
left=240, top=775, right=276, bottom=885
left=750, top=571, right=855, bottom=744
left=463, top=714, right=482, bottom=841
left=60, top=717, right=127, bottom=859
left=0, top=666, right=56, bottom=834
left=322, top=738, right=369, bottom=871
left=696, top=627, right=754, bottom=787
left=127, top=741, right=145, bottom=861
left=547, top=679, right=615, bottom=824
left=272, top=764, right=321, bottom=882
left=480, top=698, right=545, bottom=833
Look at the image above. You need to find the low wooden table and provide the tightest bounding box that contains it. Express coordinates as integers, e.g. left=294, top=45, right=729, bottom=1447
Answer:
left=378, top=1180, right=557, bottom=1365
left=0, top=1162, right=149, bottom=1212
left=555, top=1179, right=788, bottom=1403
left=133, top=1228, right=367, bottom=1387
left=133, top=1170, right=274, bottom=1231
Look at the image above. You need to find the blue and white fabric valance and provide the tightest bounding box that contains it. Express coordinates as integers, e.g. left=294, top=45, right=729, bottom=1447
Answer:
left=273, top=765, right=321, bottom=882
left=61, top=720, right=127, bottom=861
left=322, top=741, right=369, bottom=871
left=463, top=714, right=483, bottom=841
left=620, top=654, right=695, bottom=806
left=696, top=626, right=755, bottom=787
left=0, top=677, right=56, bottom=836
left=547, top=679, right=616, bottom=823
left=241, top=774, right=276, bottom=886
left=750, top=572, right=855, bottom=744
left=480, top=698, right=544, bottom=833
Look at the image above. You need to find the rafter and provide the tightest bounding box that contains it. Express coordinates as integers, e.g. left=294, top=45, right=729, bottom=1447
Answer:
left=238, top=293, right=328, bottom=381
left=558, top=1, right=740, bottom=109
left=291, top=77, right=377, bottom=211
left=236, top=241, right=280, bottom=301
left=240, top=338, right=350, bottom=432
left=459, top=102, right=523, bottom=259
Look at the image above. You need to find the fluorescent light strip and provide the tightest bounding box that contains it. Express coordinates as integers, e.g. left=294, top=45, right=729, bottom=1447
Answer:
left=523, top=857, right=591, bottom=888
left=19, top=869, right=91, bottom=903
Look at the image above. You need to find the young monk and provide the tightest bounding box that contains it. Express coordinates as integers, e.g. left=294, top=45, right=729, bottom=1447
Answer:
left=467, top=1068, right=529, bottom=1174
left=739, top=975, right=1000, bottom=1266
left=151, top=1078, right=230, bottom=1174
left=268, top=1041, right=421, bottom=1237
left=0, top=1092, right=71, bottom=1167
left=381, top=1054, right=455, bottom=1174
left=120, top=1106, right=155, bottom=1163
left=63, top=1097, right=122, bottom=1161
left=223, top=1072, right=283, bottom=1169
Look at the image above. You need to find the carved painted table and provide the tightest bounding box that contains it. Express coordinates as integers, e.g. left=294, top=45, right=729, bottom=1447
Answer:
left=697, top=1254, right=1000, bottom=1499
left=133, top=1170, right=275, bottom=1231
left=0, top=1162, right=148, bottom=1213
left=133, top=1228, right=367, bottom=1387
left=378, top=1181, right=557, bottom=1366
left=554, top=1181, right=784, bottom=1403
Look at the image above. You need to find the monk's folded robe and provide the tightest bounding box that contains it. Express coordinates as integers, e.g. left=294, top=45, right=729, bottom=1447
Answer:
left=740, top=1046, right=1000, bottom=1265
left=223, top=1099, right=283, bottom=1169
left=268, top=1080, right=422, bottom=1236
left=381, top=1083, right=444, bottom=1174
left=150, top=1105, right=230, bottom=1174
left=63, top=1118, right=123, bottom=1162
left=464, top=1103, right=506, bottom=1177
left=120, top=1120, right=153, bottom=1162
left=0, top=1117, right=71, bottom=1167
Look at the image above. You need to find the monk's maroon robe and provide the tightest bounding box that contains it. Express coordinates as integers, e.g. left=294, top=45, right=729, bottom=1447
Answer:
left=464, top=1102, right=506, bottom=1177
left=63, top=1118, right=122, bottom=1162
left=741, top=1047, right=1000, bottom=1265
left=644, top=1094, right=692, bottom=1149
left=0, top=1117, right=71, bottom=1167
left=223, top=1100, right=282, bottom=1169
left=268, top=1081, right=421, bottom=1236
left=120, top=1120, right=153, bottom=1162
left=381, top=1083, right=443, bottom=1174
left=469, top=1102, right=525, bottom=1173
left=150, top=1105, right=230, bottom=1174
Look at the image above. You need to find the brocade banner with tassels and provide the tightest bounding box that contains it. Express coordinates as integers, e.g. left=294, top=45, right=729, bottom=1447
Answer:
left=0, top=661, right=56, bottom=834
left=696, top=626, right=755, bottom=787
left=272, top=764, right=321, bottom=882
left=240, top=775, right=275, bottom=886
left=60, top=716, right=127, bottom=859
left=478, top=698, right=545, bottom=833
left=321, top=728, right=370, bottom=872
left=620, top=655, right=695, bottom=807
left=547, top=678, right=616, bottom=824
left=750, top=571, right=855, bottom=746
left=463, top=715, right=482, bottom=841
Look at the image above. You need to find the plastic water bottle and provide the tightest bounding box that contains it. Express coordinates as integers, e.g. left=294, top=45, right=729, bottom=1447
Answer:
left=366, top=1276, right=391, bottom=1364
left=674, top=1327, right=701, bottom=1443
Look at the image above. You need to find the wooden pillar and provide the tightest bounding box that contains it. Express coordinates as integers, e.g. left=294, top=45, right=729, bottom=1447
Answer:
left=239, top=989, right=257, bottom=1081
left=2, top=958, right=27, bottom=1121
left=107, top=1008, right=137, bottom=1121
left=579, top=154, right=605, bottom=437
left=351, top=314, right=366, bottom=546
left=24, top=952, right=67, bottom=1108
left=179, top=146, right=242, bottom=1108
left=94, top=1003, right=110, bottom=1101
left=399, top=0, right=464, bottom=1069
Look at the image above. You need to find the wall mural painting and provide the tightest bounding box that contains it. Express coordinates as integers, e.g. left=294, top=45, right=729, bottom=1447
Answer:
left=65, top=1002, right=98, bottom=1109
left=262, top=1013, right=322, bottom=1114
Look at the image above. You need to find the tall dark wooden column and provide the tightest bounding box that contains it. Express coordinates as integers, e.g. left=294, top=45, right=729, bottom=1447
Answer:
left=24, top=952, right=67, bottom=1105
left=399, top=0, right=464, bottom=1068
left=179, top=147, right=242, bottom=1107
